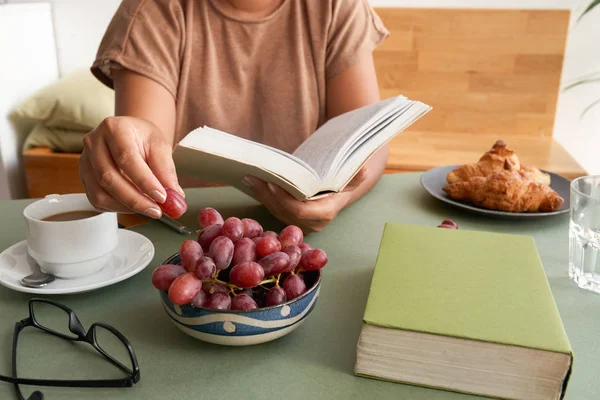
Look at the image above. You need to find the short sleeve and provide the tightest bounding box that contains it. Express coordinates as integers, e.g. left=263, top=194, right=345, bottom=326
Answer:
left=91, top=0, right=185, bottom=99
left=325, top=0, right=389, bottom=79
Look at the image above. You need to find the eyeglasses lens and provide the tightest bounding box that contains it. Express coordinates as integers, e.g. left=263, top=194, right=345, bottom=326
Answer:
left=31, top=302, right=78, bottom=339
left=93, top=325, right=132, bottom=372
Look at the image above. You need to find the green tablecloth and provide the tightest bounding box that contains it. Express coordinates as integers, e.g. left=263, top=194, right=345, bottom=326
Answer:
left=0, top=173, right=598, bottom=400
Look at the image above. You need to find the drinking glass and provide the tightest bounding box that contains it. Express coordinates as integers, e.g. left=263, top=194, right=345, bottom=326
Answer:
left=569, top=175, right=600, bottom=293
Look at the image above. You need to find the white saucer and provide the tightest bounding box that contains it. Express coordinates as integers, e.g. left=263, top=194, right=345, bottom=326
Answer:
left=0, top=229, right=154, bottom=294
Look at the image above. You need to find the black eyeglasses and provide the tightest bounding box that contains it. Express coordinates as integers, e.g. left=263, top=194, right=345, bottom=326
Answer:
left=0, top=298, right=140, bottom=400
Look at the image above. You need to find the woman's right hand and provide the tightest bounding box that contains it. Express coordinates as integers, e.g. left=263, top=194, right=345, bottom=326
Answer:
left=79, top=116, right=184, bottom=218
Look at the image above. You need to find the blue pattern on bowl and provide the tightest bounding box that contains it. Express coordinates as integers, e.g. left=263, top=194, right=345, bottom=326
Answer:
left=158, top=253, right=321, bottom=346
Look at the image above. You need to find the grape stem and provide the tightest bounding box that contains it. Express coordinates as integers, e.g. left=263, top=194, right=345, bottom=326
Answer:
left=258, top=277, right=277, bottom=289
left=210, top=278, right=237, bottom=290
left=202, top=276, right=278, bottom=292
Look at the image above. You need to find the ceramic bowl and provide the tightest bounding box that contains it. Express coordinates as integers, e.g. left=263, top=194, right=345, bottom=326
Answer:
left=158, top=253, right=321, bottom=346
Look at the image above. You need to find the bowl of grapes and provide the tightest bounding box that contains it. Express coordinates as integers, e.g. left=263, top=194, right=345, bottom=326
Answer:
left=151, top=207, right=328, bottom=346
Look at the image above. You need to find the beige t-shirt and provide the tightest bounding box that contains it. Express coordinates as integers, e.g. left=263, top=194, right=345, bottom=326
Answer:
left=92, top=0, right=389, bottom=153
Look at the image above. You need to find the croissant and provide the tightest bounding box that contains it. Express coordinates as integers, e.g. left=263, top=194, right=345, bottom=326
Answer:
left=443, top=170, right=564, bottom=213
left=446, top=140, right=520, bottom=183
left=520, top=164, right=551, bottom=186
left=446, top=140, right=550, bottom=186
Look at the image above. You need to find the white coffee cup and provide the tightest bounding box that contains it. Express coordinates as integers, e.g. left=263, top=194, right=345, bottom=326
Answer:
left=23, top=193, right=118, bottom=279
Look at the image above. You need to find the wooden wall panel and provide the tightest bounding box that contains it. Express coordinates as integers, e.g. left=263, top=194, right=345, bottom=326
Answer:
left=373, top=8, right=570, bottom=137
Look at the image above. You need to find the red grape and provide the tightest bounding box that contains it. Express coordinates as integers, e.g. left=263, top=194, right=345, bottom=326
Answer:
left=230, top=262, right=265, bottom=288
left=231, top=294, right=258, bottom=310
left=265, top=286, right=287, bottom=306
left=197, top=224, right=223, bottom=252
left=168, top=273, right=202, bottom=305
left=194, top=256, right=217, bottom=280
left=202, top=281, right=229, bottom=295
left=154, top=211, right=331, bottom=311
left=299, top=249, right=328, bottom=271
left=283, top=245, right=302, bottom=272
left=180, top=240, right=203, bottom=272
left=151, top=264, right=186, bottom=291
left=242, top=218, right=263, bottom=238
left=279, top=225, right=303, bottom=249
left=209, top=236, right=234, bottom=270
left=438, top=224, right=456, bottom=229
left=256, top=236, right=281, bottom=258
left=198, top=207, right=224, bottom=228
left=282, top=274, right=306, bottom=300
left=159, top=188, right=187, bottom=219
left=258, top=252, right=291, bottom=276
left=191, top=290, right=207, bottom=307
left=204, top=292, right=232, bottom=310
left=438, top=219, right=458, bottom=229
left=298, top=243, right=313, bottom=253
left=232, top=237, right=257, bottom=265
left=222, top=217, right=244, bottom=242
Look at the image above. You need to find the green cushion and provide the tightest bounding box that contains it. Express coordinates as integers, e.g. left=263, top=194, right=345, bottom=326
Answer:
left=11, top=68, right=114, bottom=131
left=22, top=124, right=85, bottom=153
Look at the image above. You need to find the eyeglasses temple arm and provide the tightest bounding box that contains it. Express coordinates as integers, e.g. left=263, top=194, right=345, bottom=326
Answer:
left=27, top=391, right=44, bottom=400
left=0, top=374, right=133, bottom=388
left=12, top=320, right=28, bottom=400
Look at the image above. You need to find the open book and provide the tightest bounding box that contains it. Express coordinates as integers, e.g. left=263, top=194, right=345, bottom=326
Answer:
left=173, top=95, right=431, bottom=200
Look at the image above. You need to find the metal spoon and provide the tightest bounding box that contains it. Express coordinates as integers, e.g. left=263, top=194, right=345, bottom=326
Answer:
left=21, top=254, right=55, bottom=288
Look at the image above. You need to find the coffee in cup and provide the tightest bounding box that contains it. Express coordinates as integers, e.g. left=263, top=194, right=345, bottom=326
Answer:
left=23, top=194, right=118, bottom=279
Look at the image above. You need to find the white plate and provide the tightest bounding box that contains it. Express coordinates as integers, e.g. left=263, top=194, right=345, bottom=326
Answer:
left=0, top=229, right=154, bottom=294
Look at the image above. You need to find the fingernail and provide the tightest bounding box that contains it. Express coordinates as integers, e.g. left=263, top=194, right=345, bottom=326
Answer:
left=151, top=189, right=167, bottom=203
left=176, top=184, right=186, bottom=198
left=242, top=177, right=255, bottom=189
left=267, top=183, right=276, bottom=194
left=144, top=207, right=162, bottom=219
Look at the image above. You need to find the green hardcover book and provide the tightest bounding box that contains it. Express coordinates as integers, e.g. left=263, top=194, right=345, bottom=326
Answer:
left=354, top=223, right=573, bottom=400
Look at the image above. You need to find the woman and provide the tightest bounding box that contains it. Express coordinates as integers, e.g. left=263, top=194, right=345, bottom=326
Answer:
left=83, top=0, right=389, bottom=232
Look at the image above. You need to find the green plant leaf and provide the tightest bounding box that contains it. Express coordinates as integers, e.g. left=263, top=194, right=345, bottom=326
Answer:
left=581, top=98, right=600, bottom=118
left=563, top=77, right=600, bottom=91
left=578, top=0, right=600, bottom=21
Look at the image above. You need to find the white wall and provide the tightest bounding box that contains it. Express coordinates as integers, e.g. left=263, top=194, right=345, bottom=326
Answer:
left=0, top=3, right=59, bottom=200
left=0, top=0, right=121, bottom=200
left=553, top=6, right=600, bottom=175
left=6, top=0, right=122, bottom=75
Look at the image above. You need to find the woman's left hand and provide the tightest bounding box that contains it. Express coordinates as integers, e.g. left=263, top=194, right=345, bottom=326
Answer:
left=243, top=167, right=368, bottom=233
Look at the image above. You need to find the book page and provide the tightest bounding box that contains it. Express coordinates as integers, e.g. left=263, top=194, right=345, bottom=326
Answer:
left=292, top=96, right=407, bottom=176
left=328, top=103, right=431, bottom=185
left=174, top=146, right=314, bottom=200
left=174, top=127, right=322, bottom=199
left=337, top=107, right=406, bottom=168
left=355, top=325, right=570, bottom=400
left=201, top=127, right=320, bottom=177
